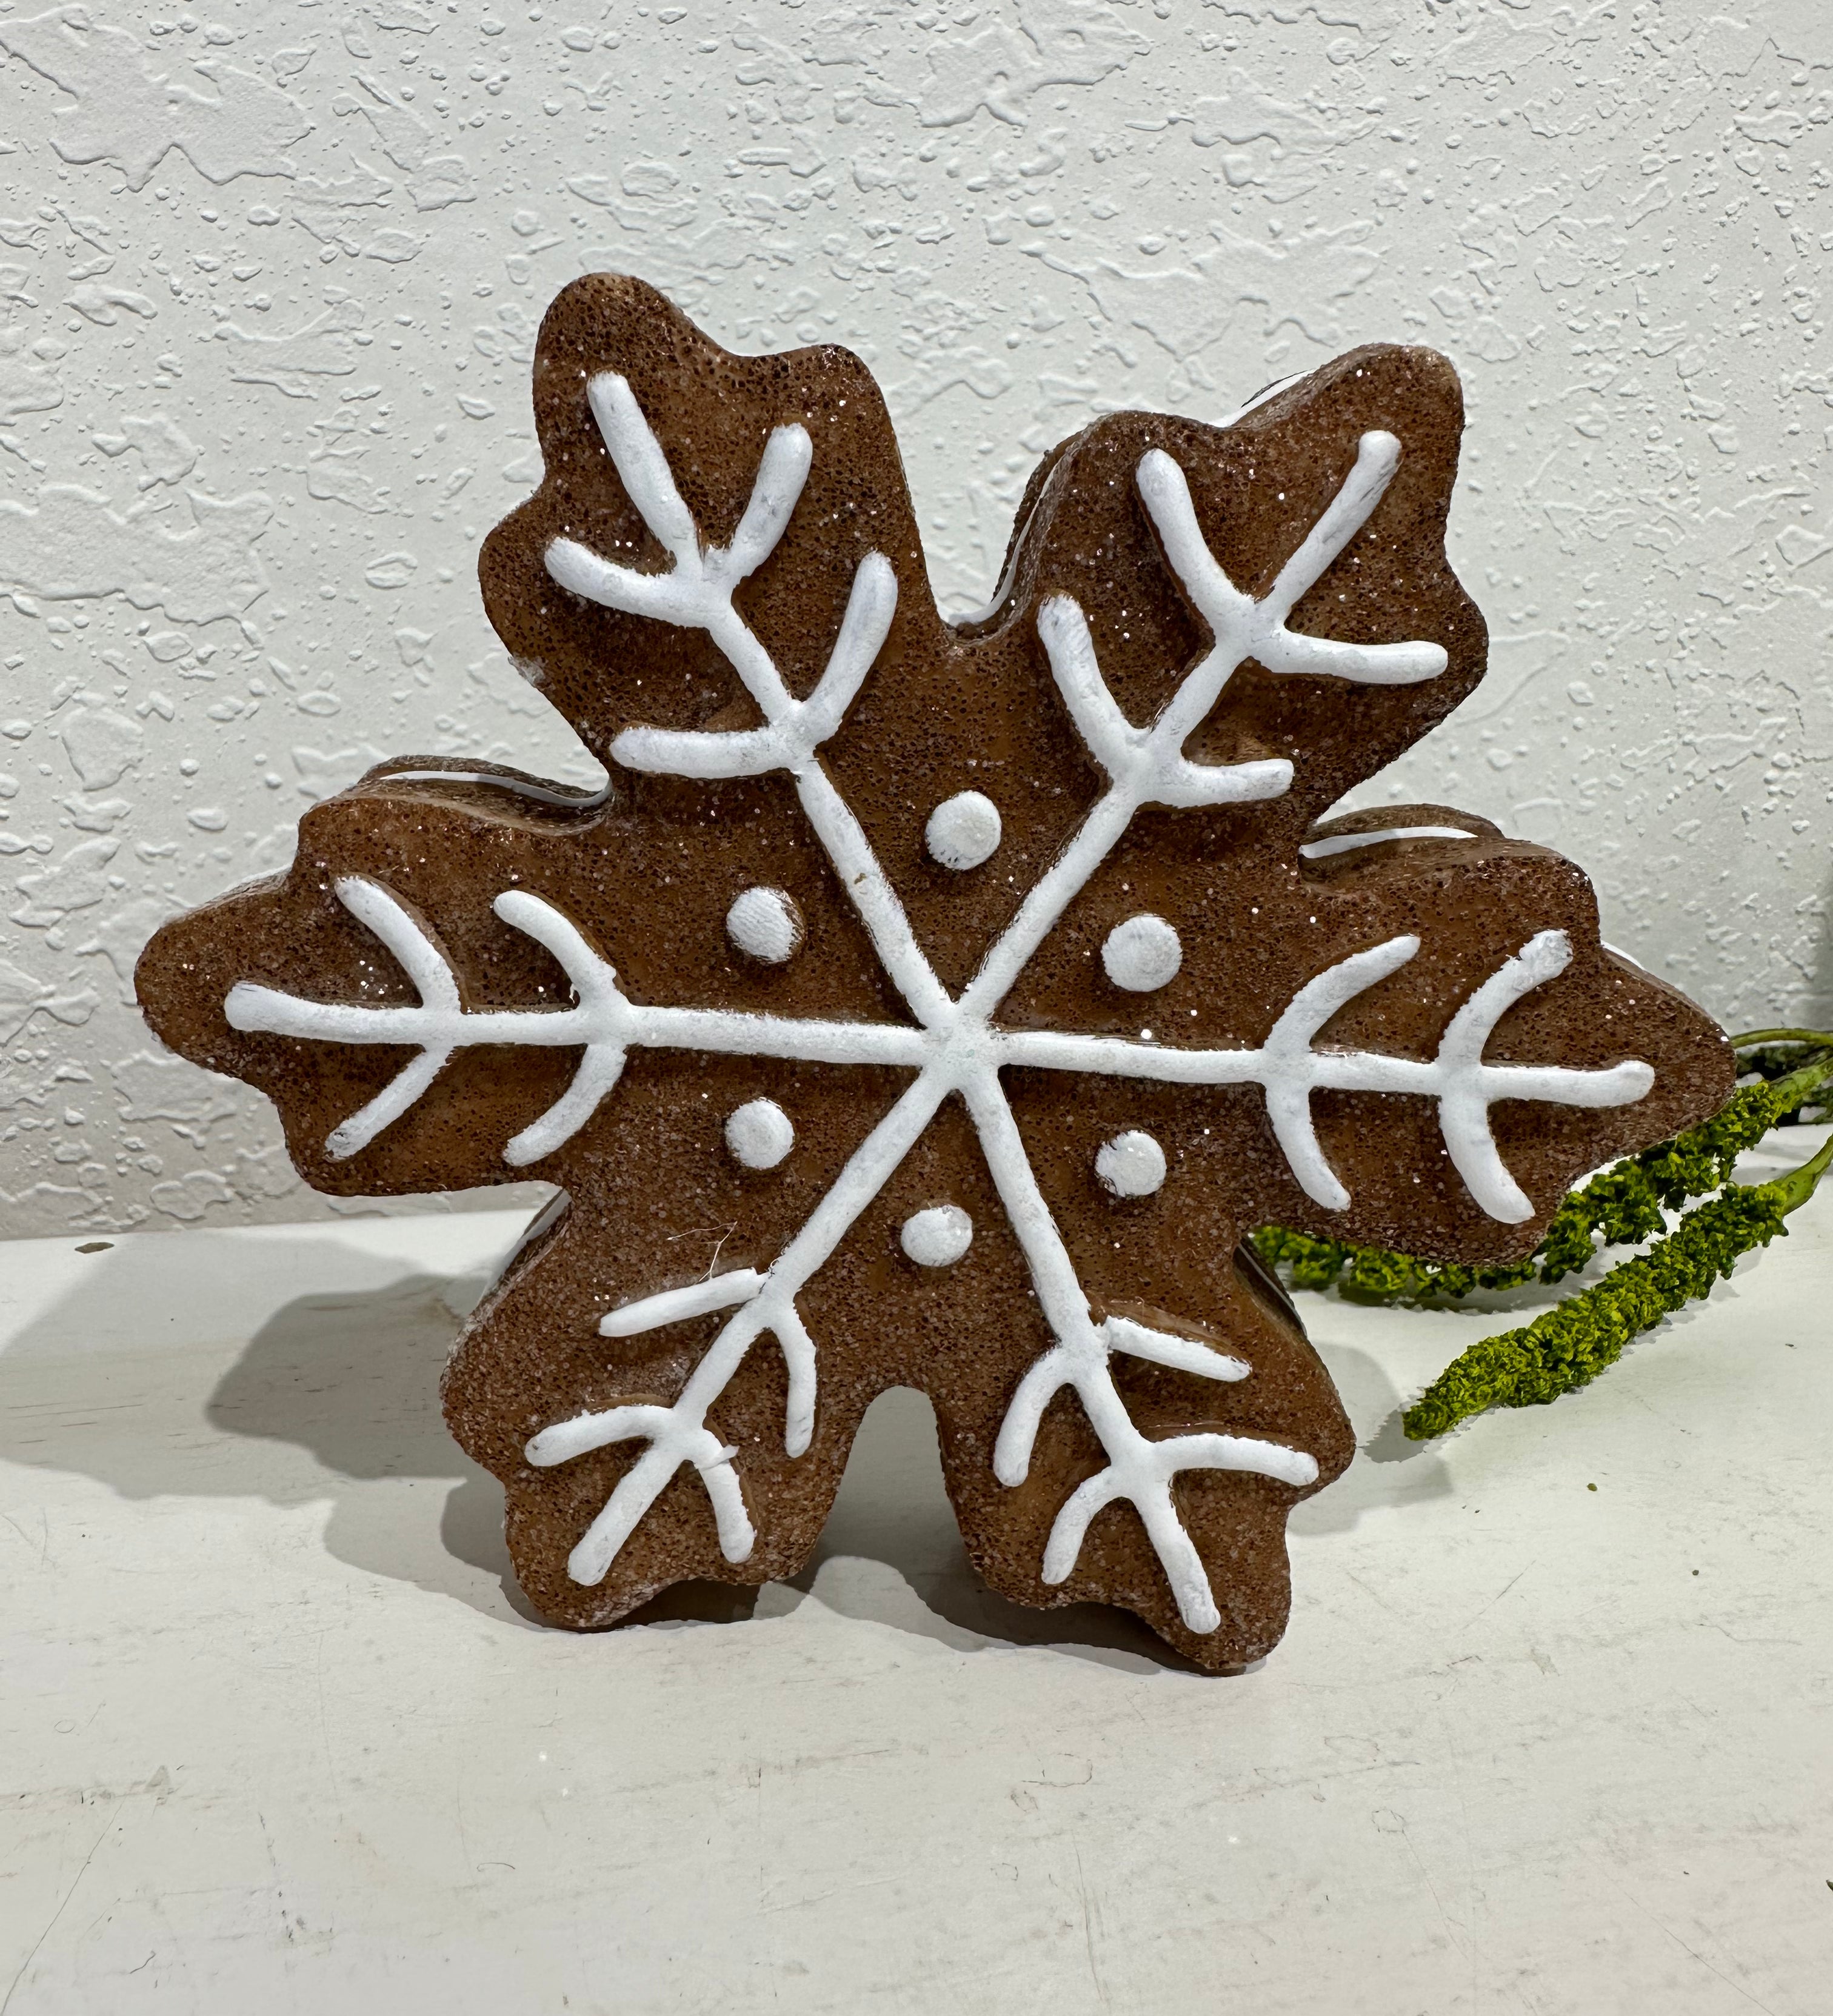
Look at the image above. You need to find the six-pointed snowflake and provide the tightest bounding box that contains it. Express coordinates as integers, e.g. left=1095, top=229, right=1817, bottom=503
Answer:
left=138, top=278, right=1728, bottom=1667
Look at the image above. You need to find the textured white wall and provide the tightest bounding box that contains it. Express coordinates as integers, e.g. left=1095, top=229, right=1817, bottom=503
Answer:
left=0, top=0, right=1826, bottom=1235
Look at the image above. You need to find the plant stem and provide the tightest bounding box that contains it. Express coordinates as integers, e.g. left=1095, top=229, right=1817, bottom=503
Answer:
left=1401, top=1124, right=1832, bottom=1440
left=1769, top=1127, right=1833, bottom=1215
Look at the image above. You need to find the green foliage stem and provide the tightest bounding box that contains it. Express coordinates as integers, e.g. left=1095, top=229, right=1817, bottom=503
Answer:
left=1401, top=1130, right=1833, bottom=1440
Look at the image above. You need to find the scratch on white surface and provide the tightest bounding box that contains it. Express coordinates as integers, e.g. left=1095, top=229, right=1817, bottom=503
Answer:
left=0, top=1507, right=52, bottom=1567
left=1586, top=1855, right=1785, bottom=2016
left=1462, top=1564, right=1530, bottom=1628
left=1069, top=1833, right=1111, bottom=2011
left=1, top=1810, right=119, bottom=2013
left=1393, top=1809, right=1471, bottom=1971
left=312, top=1627, right=345, bottom=1827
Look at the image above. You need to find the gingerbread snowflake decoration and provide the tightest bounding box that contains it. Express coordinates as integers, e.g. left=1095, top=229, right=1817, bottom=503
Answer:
left=138, top=276, right=1729, bottom=1669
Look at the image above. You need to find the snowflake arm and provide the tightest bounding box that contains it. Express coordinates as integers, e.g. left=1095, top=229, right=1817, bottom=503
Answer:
left=1038, top=1430, right=1319, bottom=1624
left=542, top=375, right=819, bottom=729
left=992, top=1319, right=1249, bottom=1490
left=1136, top=432, right=1451, bottom=689
left=225, top=876, right=930, bottom=1166
left=961, top=436, right=1450, bottom=1018
left=531, top=1070, right=955, bottom=1575
left=547, top=375, right=813, bottom=619
left=527, top=1408, right=754, bottom=1579
left=1035, top=596, right=1295, bottom=812
left=606, top=552, right=898, bottom=782
left=1427, top=929, right=1654, bottom=1221
left=545, top=373, right=951, bottom=1033
left=338, top=881, right=460, bottom=1158
left=1003, top=930, right=1655, bottom=1222
left=966, top=1070, right=1316, bottom=1634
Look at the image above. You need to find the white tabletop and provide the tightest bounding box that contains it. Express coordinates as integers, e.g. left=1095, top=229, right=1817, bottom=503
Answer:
left=3, top=1131, right=1829, bottom=2014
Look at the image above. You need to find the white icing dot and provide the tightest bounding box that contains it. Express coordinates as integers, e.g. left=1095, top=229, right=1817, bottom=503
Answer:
left=1101, top=913, right=1182, bottom=992
left=1096, top=1130, right=1167, bottom=1198
left=900, top=1203, right=973, bottom=1267
left=726, top=886, right=804, bottom=964
left=725, top=1098, right=795, bottom=1170
left=925, top=790, right=1002, bottom=871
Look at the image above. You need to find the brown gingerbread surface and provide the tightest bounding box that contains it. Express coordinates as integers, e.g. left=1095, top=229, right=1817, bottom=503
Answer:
left=137, top=275, right=1731, bottom=1670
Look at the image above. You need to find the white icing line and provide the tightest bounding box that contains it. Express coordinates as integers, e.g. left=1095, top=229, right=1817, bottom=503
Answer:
left=506, top=1042, right=627, bottom=1169
left=1006, top=929, right=1648, bottom=1222
left=1137, top=433, right=1451, bottom=687
left=526, top=1405, right=752, bottom=1574
left=1299, top=824, right=1476, bottom=860
left=600, top=1269, right=766, bottom=1337
left=1040, top=1429, right=1319, bottom=1604
left=1427, top=928, right=1653, bottom=1223
left=230, top=887, right=929, bottom=1064
left=238, top=889, right=1643, bottom=1226
left=1257, top=936, right=1423, bottom=1212
left=1104, top=1315, right=1250, bottom=1382
left=970, top=1072, right=1314, bottom=1632
left=720, top=421, right=815, bottom=583
left=1033, top=594, right=1294, bottom=815
left=230, top=879, right=462, bottom=1162
left=233, top=387, right=1657, bottom=1632
left=607, top=555, right=897, bottom=781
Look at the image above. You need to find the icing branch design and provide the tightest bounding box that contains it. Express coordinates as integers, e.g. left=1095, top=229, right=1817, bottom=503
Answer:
left=546, top=386, right=898, bottom=787
left=224, top=880, right=928, bottom=1167
left=220, top=379, right=1658, bottom=1635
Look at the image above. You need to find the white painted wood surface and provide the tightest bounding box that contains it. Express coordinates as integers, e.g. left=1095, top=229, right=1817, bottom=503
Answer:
left=3, top=1134, right=1829, bottom=2012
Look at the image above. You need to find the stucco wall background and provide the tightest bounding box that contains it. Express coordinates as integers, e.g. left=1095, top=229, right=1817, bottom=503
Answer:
left=0, top=0, right=1827, bottom=1235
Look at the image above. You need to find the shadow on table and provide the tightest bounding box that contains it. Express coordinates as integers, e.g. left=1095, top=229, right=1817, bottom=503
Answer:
left=0, top=1245, right=1201, bottom=1672
left=1, top=1236, right=1463, bottom=1671
left=0, top=1247, right=546, bottom=1629
left=1287, top=1338, right=1455, bottom=1537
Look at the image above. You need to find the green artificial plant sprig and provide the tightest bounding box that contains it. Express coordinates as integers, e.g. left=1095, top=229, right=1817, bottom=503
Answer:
left=1252, top=1033, right=1833, bottom=1440
left=1401, top=1127, right=1831, bottom=1439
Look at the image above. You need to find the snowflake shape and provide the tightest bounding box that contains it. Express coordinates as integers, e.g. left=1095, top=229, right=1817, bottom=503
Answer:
left=139, top=278, right=1728, bottom=1668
